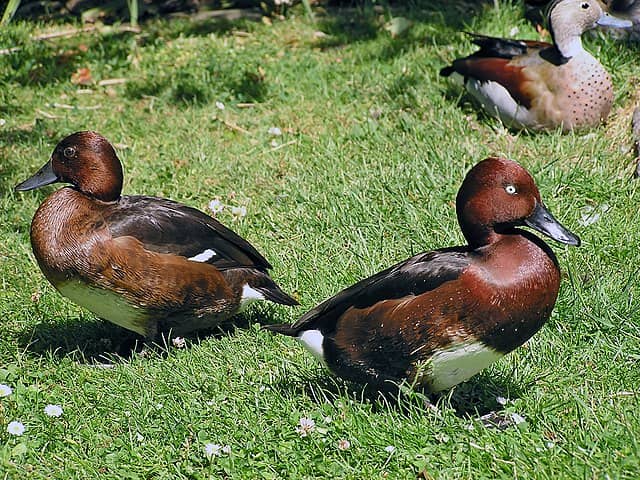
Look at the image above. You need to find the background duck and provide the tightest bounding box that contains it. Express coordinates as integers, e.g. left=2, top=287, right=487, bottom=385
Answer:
left=266, top=157, right=580, bottom=393
left=610, top=0, right=640, bottom=38
left=15, top=131, right=298, bottom=340
left=441, top=0, right=632, bottom=131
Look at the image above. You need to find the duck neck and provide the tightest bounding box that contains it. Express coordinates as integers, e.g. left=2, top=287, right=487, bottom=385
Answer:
left=553, top=33, right=583, bottom=59
left=461, top=223, right=506, bottom=250
left=549, top=8, right=585, bottom=60
left=79, top=169, right=123, bottom=202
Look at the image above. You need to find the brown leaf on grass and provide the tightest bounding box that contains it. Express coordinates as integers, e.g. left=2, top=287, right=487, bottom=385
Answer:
left=71, top=67, right=92, bottom=85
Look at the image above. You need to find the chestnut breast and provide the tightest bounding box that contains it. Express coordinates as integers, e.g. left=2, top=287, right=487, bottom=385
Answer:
left=330, top=233, right=560, bottom=383
left=29, top=188, right=235, bottom=318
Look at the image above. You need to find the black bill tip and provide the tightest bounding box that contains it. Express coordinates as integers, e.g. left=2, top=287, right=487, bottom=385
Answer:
left=524, top=202, right=581, bottom=247
left=15, top=160, right=58, bottom=192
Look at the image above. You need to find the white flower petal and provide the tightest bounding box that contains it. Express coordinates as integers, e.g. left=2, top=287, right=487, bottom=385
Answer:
left=205, top=443, right=222, bottom=458
left=44, top=404, right=63, bottom=417
left=0, top=384, right=12, bottom=397
left=209, top=199, right=224, bottom=215
left=231, top=206, right=247, bottom=218
left=510, top=413, right=526, bottom=425
left=337, top=439, right=350, bottom=450
left=7, top=421, right=25, bottom=436
left=295, top=417, right=316, bottom=437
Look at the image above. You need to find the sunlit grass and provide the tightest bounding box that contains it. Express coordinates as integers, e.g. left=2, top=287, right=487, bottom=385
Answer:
left=1, top=1, right=640, bottom=478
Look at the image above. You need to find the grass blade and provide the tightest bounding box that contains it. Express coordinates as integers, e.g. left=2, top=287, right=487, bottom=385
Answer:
left=1, top=0, right=22, bottom=26
left=127, top=0, right=139, bottom=27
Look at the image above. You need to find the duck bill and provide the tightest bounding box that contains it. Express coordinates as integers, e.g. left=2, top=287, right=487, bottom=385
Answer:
left=15, top=159, right=59, bottom=192
left=524, top=202, right=581, bottom=246
left=596, top=12, right=633, bottom=28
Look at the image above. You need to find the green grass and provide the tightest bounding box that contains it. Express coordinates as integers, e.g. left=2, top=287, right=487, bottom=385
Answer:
left=1, top=1, right=640, bottom=478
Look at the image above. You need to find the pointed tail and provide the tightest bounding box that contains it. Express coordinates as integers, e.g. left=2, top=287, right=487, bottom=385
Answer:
left=262, top=322, right=299, bottom=336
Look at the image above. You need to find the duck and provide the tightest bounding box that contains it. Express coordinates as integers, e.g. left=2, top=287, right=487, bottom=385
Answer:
left=15, top=131, right=298, bottom=340
left=440, top=0, right=633, bottom=132
left=265, top=157, right=580, bottom=392
left=609, top=0, right=640, bottom=37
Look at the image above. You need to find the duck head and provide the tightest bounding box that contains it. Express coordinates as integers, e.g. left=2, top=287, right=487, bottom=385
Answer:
left=548, top=0, right=633, bottom=58
left=15, top=131, right=124, bottom=202
left=456, top=157, right=580, bottom=249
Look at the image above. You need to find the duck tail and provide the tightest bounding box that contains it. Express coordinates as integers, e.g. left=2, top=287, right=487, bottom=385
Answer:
left=439, top=65, right=455, bottom=77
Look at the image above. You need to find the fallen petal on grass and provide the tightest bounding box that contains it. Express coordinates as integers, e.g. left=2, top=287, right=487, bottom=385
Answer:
left=231, top=206, right=247, bottom=218
left=295, top=417, right=315, bottom=437
left=7, top=421, right=25, bottom=436
left=44, top=404, right=63, bottom=417
left=0, top=384, right=12, bottom=397
left=204, top=443, right=231, bottom=458
left=337, top=439, right=350, bottom=450
left=510, top=413, right=526, bottom=425
left=205, top=443, right=222, bottom=458
left=209, top=199, right=224, bottom=215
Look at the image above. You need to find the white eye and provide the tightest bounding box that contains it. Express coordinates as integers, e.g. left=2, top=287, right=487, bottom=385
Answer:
left=505, top=185, right=517, bottom=195
left=63, top=146, right=76, bottom=159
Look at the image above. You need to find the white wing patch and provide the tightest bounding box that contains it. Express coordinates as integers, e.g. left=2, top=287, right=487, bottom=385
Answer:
left=188, top=249, right=217, bottom=262
left=238, top=284, right=265, bottom=310
left=426, top=341, right=503, bottom=392
left=57, top=280, right=150, bottom=336
left=297, top=329, right=326, bottom=365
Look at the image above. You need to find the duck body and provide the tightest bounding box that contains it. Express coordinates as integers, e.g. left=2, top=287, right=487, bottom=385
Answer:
left=448, top=34, right=613, bottom=131
left=610, top=0, right=640, bottom=38
left=17, top=131, right=297, bottom=339
left=440, top=0, right=632, bottom=131
left=266, top=157, right=580, bottom=392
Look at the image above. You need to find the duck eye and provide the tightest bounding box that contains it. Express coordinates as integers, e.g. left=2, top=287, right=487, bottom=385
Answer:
left=63, top=146, right=76, bottom=159
left=505, top=185, right=517, bottom=195
left=581, top=2, right=589, bottom=9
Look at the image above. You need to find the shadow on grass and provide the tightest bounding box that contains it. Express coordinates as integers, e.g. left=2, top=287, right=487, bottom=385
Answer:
left=16, top=306, right=280, bottom=364
left=0, top=0, right=503, bottom=105
left=315, top=0, right=494, bottom=54
left=275, top=366, right=525, bottom=419
left=0, top=12, right=258, bottom=90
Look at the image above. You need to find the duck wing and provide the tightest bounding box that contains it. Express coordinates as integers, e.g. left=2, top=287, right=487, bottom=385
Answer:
left=103, top=195, right=272, bottom=271
left=440, top=33, right=558, bottom=110
left=466, top=33, right=551, bottom=59
left=266, top=248, right=471, bottom=335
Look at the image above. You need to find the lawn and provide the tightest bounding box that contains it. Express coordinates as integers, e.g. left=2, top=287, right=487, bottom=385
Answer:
left=1, top=0, right=640, bottom=478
